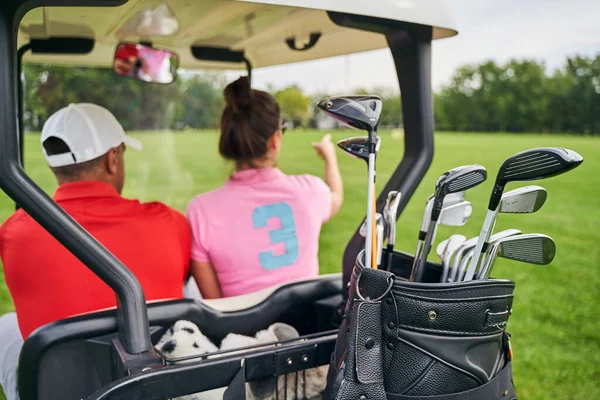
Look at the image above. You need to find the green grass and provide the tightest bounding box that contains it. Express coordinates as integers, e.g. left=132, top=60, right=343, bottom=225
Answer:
left=1, top=130, right=599, bottom=399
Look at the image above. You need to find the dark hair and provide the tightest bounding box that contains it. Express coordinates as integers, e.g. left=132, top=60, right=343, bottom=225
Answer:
left=43, top=137, right=105, bottom=180
left=219, top=76, right=281, bottom=167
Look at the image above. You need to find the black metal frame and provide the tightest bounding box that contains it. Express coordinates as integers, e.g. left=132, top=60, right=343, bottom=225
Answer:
left=328, top=13, right=435, bottom=291
left=2, top=0, right=152, bottom=356
left=0, top=1, right=437, bottom=398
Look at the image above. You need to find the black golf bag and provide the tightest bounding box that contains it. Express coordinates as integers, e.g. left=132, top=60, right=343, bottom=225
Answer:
left=324, top=250, right=517, bottom=400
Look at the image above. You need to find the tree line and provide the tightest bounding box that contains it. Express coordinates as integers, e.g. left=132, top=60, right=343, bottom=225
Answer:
left=22, top=54, right=599, bottom=134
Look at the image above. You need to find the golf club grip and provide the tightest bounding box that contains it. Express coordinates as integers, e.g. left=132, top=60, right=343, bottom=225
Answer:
left=464, top=209, right=497, bottom=281
left=412, top=220, right=437, bottom=281
left=385, top=244, right=394, bottom=271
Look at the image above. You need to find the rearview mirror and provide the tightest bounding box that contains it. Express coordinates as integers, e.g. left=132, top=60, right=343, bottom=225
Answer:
left=113, top=42, right=178, bottom=84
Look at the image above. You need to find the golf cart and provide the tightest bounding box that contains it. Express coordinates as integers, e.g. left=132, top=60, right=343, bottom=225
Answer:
left=1, top=1, right=459, bottom=399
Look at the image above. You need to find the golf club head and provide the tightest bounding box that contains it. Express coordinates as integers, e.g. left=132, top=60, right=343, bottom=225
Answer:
left=440, top=234, right=467, bottom=282
left=489, top=148, right=583, bottom=210
left=450, top=236, right=480, bottom=282
left=337, top=136, right=381, bottom=163
left=420, top=191, right=466, bottom=233
left=442, top=234, right=468, bottom=261
left=439, top=200, right=473, bottom=226
left=500, top=185, right=548, bottom=213
left=318, top=95, right=383, bottom=133
left=480, top=233, right=556, bottom=279
left=359, top=212, right=384, bottom=238
left=431, top=165, right=487, bottom=220
left=385, top=191, right=402, bottom=243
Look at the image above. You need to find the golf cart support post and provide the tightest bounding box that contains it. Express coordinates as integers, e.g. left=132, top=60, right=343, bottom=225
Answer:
left=0, top=0, right=458, bottom=397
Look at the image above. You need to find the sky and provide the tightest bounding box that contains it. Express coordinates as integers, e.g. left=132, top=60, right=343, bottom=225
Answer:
left=233, top=0, right=600, bottom=95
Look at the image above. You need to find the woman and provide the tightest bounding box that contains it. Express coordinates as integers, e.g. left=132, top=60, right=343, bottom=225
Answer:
left=186, top=76, right=343, bottom=299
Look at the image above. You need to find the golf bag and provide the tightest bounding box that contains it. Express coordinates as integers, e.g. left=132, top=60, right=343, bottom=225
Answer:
left=324, top=251, right=517, bottom=400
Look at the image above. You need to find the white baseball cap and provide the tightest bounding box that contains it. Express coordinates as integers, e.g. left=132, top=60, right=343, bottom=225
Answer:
left=41, top=103, right=142, bottom=167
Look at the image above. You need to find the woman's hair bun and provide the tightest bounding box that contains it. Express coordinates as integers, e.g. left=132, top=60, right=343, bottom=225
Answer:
left=224, top=76, right=252, bottom=114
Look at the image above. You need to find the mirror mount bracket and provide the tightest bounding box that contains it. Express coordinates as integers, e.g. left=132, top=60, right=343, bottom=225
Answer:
left=285, top=32, right=321, bottom=52
left=191, top=46, right=253, bottom=82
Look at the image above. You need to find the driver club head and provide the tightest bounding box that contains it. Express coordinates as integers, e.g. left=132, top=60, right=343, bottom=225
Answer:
left=337, top=136, right=381, bottom=164
left=318, top=95, right=383, bottom=134
left=499, top=185, right=548, bottom=213
left=479, top=233, right=556, bottom=279
left=489, top=147, right=583, bottom=210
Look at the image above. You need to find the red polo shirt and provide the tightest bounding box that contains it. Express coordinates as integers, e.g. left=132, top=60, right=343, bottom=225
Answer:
left=0, top=181, right=191, bottom=339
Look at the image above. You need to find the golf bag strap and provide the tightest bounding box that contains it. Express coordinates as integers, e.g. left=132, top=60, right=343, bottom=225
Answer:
left=223, top=360, right=246, bottom=400
left=387, top=362, right=516, bottom=400
left=355, top=301, right=384, bottom=384
left=485, top=310, right=511, bottom=328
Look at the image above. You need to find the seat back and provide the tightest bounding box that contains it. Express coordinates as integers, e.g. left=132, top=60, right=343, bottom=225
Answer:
left=18, top=275, right=342, bottom=400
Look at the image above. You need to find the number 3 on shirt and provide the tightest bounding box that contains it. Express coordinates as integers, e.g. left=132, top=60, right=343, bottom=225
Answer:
left=252, top=202, right=299, bottom=270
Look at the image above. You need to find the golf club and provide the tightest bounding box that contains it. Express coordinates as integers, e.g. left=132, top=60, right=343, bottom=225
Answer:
left=337, top=135, right=382, bottom=269
left=448, top=236, right=479, bottom=282
left=464, top=148, right=582, bottom=281
left=438, top=234, right=467, bottom=282
left=411, top=164, right=487, bottom=282
left=320, top=96, right=383, bottom=269
left=383, top=190, right=402, bottom=271
left=376, top=213, right=385, bottom=267
left=479, top=185, right=548, bottom=267
left=449, top=229, right=521, bottom=282
left=412, top=191, right=467, bottom=275
left=478, top=233, right=556, bottom=279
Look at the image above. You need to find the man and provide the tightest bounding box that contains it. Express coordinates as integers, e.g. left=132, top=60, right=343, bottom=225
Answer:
left=0, top=103, right=191, bottom=400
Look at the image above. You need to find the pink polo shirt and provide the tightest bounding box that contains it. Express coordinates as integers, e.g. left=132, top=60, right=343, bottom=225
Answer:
left=186, top=168, right=332, bottom=297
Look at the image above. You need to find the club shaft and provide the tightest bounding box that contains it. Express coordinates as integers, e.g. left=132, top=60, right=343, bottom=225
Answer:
left=412, top=219, right=437, bottom=281
left=365, top=153, right=376, bottom=269
left=412, top=239, right=424, bottom=273
left=441, top=258, right=451, bottom=282
left=464, top=209, right=498, bottom=281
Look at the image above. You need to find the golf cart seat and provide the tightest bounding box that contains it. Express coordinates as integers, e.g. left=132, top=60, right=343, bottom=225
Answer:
left=18, top=274, right=342, bottom=400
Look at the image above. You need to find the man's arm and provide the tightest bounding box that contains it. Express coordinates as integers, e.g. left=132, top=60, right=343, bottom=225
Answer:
left=313, top=134, right=344, bottom=218
left=190, top=261, right=223, bottom=299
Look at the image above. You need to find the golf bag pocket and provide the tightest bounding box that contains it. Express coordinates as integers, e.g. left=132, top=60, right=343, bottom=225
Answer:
left=325, top=267, right=517, bottom=400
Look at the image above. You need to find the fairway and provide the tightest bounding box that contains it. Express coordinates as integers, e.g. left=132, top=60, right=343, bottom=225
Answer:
left=1, top=131, right=598, bottom=399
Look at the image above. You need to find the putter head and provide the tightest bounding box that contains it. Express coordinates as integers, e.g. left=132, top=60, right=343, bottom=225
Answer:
left=337, top=136, right=381, bottom=163
left=481, top=233, right=556, bottom=278
left=500, top=185, right=547, bottom=213
left=318, top=95, right=383, bottom=133
left=490, top=147, right=583, bottom=210
left=432, top=165, right=487, bottom=220
left=439, top=200, right=473, bottom=226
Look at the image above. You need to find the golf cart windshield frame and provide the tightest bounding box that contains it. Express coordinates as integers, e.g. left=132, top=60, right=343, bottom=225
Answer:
left=0, top=0, right=435, bottom=362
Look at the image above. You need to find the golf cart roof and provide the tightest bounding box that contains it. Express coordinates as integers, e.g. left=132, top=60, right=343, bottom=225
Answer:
left=18, top=0, right=457, bottom=70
